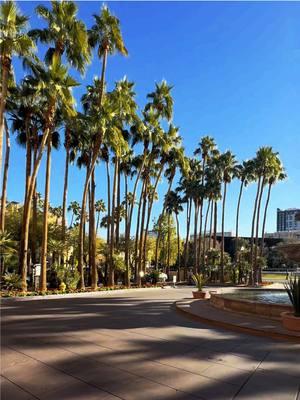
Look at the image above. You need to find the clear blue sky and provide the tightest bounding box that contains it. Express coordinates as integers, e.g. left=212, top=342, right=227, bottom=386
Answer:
left=7, top=1, right=300, bottom=238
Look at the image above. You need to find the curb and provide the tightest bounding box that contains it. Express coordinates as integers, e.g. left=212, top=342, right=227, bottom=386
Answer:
left=175, top=299, right=300, bottom=343
left=1, top=286, right=163, bottom=302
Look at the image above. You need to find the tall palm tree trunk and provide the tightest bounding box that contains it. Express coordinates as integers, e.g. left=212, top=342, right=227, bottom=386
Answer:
left=208, top=199, right=213, bottom=250
left=78, top=167, right=90, bottom=289
left=96, top=211, right=100, bottom=236
left=126, top=150, right=147, bottom=261
left=260, top=183, right=272, bottom=257
left=40, top=135, right=52, bottom=292
left=183, top=198, right=192, bottom=279
left=18, top=119, right=32, bottom=274
left=20, top=103, right=55, bottom=291
left=220, top=183, right=227, bottom=283
left=142, top=167, right=163, bottom=271
left=78, top=49, right=108, bottom=287
left=213, top=201, right=217, bottom=248
left=0, top=59, right=10, bottom=180
left=202, top=199, right=211, bottom=268
left=124, top=174, right=130, bottom=287
left=193, top=200, right=199, bottom=274
left=253, top=178, right=265, bottom=283
left=105, top=159, right=111, bottom=285
left=154, top=227, right=161, bottom=271
left=154, top=175, right=174, bottom=270
left=62, top=130, right=70, bottom=248
left=0, top=119, right=10, bottom=231
left=235, top=181, right=244, bottom=263
left=167, top=213, right=171, bottom=277
left=109, top=157, right=118, bottom=286
left=31, top=133, right=38, bottom=265
left=88, top=185, right=92, bottom=276
left=90, top=169, right=97, bottom=290
left=176, top=213, right=180, bottom=280
left=137, top=183, right=147, bottom=285
left=249, top=177, right=262, bottom=285
left=115, top=165, right=121, bottom=248
left=258, top=182, right=272, bottom=284
left=197, top=200, right=203, bottom=271
left=134, top=182, right=144, bottom=283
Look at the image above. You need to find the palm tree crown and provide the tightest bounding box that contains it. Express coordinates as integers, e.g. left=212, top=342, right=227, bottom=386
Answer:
left=29, top=0, right=90, bottom=74
left=88, top=5, right=128, bottom=58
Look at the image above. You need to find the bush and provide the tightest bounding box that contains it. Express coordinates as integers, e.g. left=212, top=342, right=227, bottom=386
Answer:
left=112, top=253, right=126, bottom=272
left=59, top=282, right=66, bottom=292
left=147, top=270, right=160, bottom=284
left=284, top=275, right=300, bottom=317
left=64, top=268, right=80, bottom=290
left=51, top=264, right=80, bottom=290
left=2, top=272, right=22, bottom=290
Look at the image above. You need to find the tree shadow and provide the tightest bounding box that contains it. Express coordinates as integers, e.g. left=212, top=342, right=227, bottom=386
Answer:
left=1, top=290, right=300, bottom=400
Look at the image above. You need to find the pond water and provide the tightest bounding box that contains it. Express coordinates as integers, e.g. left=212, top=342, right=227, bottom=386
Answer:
left=222, top=290, right=290, bottom=305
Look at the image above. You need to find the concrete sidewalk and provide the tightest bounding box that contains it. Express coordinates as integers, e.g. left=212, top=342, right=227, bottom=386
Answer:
left=1, top=287, right=299, bottom=399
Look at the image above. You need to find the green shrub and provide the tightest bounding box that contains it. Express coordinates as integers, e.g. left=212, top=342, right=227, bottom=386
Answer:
left=52, top=264, right=80, bottom=290
left=2, top=272, right=22, bottom=290
left=147, top=270, right=159, bottom=283
left=284, top=275, right=300, bottom=317
left=112, top=253, right=126, bottom=272
left=59, top=282, right=66, bottom=292
left=64, top=268, right=80, bottom=290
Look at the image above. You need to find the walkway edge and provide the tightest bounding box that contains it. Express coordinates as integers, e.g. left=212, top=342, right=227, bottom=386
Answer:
left=175, top=299, right=300, bottom=343
left=1, top=287, right=163, bottom=302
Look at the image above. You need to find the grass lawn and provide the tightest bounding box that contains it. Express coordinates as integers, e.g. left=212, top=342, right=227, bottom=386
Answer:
left=262, top=273, right=287, bottom=281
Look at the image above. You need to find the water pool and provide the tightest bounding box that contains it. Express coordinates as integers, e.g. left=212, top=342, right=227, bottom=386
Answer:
left=222, top=290, right=290, bottom=305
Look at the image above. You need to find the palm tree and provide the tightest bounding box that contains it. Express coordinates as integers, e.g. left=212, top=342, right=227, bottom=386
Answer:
left=154, top=147, right=187, bottom=271
left=40, top=128, right=60, bottom=292
left=0, top=119, right=10, bottom=231
left=61, top=114, right=85, bottom=247
left=260, top=157, right=286, bottom=256
left=194, top=136, right=216, bottom=270
left=19, top=56, right=77, bottom=291
left=0, top=230, right=17, bottom=276
left=202, top=178, right=220, bottom=269
left=218, top=150, right=237, bottom=282
left=145, top=80, right=173, bottom=121
left=8, top=79, right=44, bottom=267
left=119, top=150, right=135, bottom=286
left=0, top=1, right=35, bottom=179
left=95, top=200, right=106, bottom=236
left=103, top=81, right=135, bottom=286
left=250, top=147, right=275, bottom=284
left=77, top=6, right=128, bottom=289
left=164, top=191, right=183, bottom=278
left=29, top=0, right=90, bottom=74
left=142, top=125, right=181, bottom=273
left=234, top=160, right=254, bottom=263
left=176, top=158, right=196, bottom=277
left=68, top=201, right=80, bottom=227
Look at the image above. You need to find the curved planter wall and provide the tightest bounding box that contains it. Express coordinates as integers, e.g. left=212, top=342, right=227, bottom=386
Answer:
left=210, top=293, right=292, bottom=320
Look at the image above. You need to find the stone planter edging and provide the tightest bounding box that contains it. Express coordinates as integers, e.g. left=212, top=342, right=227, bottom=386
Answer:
left=210, top=292, right=292, bottom=320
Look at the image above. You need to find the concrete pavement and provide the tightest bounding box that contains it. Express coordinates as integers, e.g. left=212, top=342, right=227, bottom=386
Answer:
left=1, top=287, right=299, bottom=399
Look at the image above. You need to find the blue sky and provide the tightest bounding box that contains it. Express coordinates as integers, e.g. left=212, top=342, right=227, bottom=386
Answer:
left=7, top=1, right=300, bottom=238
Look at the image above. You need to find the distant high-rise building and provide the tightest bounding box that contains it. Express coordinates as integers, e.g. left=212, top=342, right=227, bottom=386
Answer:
left=277, top=208, right=300, bottom=232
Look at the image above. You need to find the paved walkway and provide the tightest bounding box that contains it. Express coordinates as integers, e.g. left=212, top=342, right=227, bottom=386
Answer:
left=1, top=287, right=299, bottom=400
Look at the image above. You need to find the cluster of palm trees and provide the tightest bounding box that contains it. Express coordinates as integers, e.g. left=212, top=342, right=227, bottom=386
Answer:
left=170, top=141, right=286, bottom=284
left=0, top=1, right=285, bottom=292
